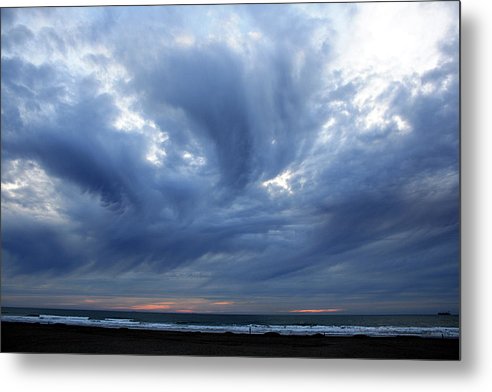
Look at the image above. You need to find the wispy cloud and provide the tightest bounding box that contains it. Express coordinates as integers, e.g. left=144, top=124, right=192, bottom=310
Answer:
left=1, top=2, right=459, bottom=314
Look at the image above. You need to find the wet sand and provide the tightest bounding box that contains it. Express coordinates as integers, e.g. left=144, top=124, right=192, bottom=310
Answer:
left=1, top=321, right=459, bottom=359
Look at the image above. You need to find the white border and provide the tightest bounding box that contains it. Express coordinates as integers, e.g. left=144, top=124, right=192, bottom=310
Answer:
left=1, top=0, right=491, bottom=391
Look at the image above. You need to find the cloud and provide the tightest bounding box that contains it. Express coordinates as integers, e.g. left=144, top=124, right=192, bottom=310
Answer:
left=1, top=2, right=460, bottom=314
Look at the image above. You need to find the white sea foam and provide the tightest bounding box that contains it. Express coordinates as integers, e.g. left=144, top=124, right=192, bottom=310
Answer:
left=1, top=315, right=459, bottom=338
left=40, top=315, right=90, bottom=322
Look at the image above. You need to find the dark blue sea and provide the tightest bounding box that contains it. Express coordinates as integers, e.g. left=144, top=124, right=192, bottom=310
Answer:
left=1, top=307, right=459, bottom=338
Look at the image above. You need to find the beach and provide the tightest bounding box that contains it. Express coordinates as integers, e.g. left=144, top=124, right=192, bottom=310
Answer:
left=1, top=322, right=459, bottom=359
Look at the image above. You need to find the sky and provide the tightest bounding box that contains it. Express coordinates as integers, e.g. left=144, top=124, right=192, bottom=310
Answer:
left=0, top=1, right=460, bottom=315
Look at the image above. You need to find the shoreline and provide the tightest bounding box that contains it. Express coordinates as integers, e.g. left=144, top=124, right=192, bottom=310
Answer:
left=1, top=321, right=459, bottom=359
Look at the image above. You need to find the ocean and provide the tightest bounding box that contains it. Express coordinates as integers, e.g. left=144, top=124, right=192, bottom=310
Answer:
left=1, top=307, right=459, bottom=338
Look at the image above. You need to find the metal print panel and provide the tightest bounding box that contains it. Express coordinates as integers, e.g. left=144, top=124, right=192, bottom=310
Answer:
left=0, top=1, right=460, bottom=359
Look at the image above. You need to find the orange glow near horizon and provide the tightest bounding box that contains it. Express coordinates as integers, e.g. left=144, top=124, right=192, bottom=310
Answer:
left=116, top=299, right=235, bottom=312
left=64, top=297, right=345, bottom=315
left=128, top=301, right=176, bottom=311
left=130, top=304, right=172, bottom=311
left=82, top=299, right=99, bottom=304
left=289, top=309, right=343, bottom=313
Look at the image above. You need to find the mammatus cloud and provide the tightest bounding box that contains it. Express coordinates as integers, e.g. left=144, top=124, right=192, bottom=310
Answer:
left=1, top=2, right=459, bottom=314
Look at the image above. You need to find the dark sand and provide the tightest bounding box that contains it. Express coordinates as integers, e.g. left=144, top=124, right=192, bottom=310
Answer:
left=1, top=322, right=459, bottom=359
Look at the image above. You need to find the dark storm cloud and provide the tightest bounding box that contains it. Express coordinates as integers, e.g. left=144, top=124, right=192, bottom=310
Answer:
left=139, top=45, right=255, bottom=189
left=124, top=12, right=329, bottom=191
left=1, top=47, right=292, bottom=274
left=2, top=217, right=87, bottom=275
left=3, top=64, right=135, bottom=209
left=1, top=3, right=459, bottom=312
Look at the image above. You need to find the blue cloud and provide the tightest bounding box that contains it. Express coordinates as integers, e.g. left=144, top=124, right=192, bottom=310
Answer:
left=1, top=3, right=460, bottom=313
